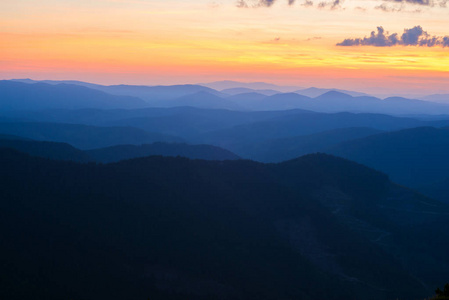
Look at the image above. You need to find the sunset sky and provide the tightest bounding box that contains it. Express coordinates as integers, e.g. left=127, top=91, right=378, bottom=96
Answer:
left=1, top=0, right=448, bottom=95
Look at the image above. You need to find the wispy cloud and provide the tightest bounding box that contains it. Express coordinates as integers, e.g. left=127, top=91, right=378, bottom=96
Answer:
left=337, top=26, right=449, bottom=47
left=374, top=3, right=423, bottom=12
left=375, top=3, right=402, bottom=11
left=236, top=0, right=296, bottom=7
left=302, top=0, right=314, bottom=6
left=306, top=36, right=322, bottom=41
left=237, top=0, right=344, bottom=9
left=381, top=0, right=447, bottom=7
left=385, top=0, right=436, bottom=5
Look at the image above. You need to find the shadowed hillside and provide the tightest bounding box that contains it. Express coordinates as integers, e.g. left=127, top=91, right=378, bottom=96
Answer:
left=232, top=127, right=383, bottom=162
left=327, top=127, right=449, bottom=190
left=0, top=122, right=182, bottom=149
left=0, top=138, right=92, bottom=162
left=1, top=149, right=448, bottom=300
left=197, top=112, right=449, bottom=153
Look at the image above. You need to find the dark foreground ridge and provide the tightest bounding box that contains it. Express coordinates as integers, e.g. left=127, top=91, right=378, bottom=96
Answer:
left=1, top=148, right=448, bottom=300
left=0, top=137, right=240, bottom=163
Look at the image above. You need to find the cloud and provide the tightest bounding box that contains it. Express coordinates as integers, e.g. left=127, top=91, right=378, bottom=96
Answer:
left=259, top=0, right=276, bottom=6
left=383, top=0, right=447, bottom=7
left=236, top=0, right=296, bottom=7
left=337, top=26, right=449, bottom=47
left=354, top=6, right=367, bottom=11
left=236, top=0, right=343, bottom=8
left=306, top=36, right=322, bottom=41
left=236, top=0, right=249, bottom=7
left=401, top=26, right=425, bottom=45
left=375, top=3, right=423, bottom=12
left=302, top=0, right=314, bottom=6
left=318, top=0, right=343, bottom=9
left=375, top=3, right=402, bottom=11
left=396, top=0, right=431, bottom=5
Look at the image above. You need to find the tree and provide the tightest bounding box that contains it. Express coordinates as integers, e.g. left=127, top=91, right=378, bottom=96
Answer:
left=433, top=283, right=449, bottom=300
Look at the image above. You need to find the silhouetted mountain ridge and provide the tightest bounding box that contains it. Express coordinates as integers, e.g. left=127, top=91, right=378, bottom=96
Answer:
left=0, top=136, right=240, bottom=163
left=0, top=139, right=92, bottom=162
left=0, top=122, right=182, bottom=149
left=86, top=142, right=240, bottom=163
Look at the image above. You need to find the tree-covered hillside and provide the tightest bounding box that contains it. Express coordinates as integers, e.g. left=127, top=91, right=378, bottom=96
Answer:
left=1, top=149, right=447, bottom=300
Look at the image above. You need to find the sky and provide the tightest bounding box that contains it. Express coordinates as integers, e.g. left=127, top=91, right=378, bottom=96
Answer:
left=1, top=0, right=449, bottom=95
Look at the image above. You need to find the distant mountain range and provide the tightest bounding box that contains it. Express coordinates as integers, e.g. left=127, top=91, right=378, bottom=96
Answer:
left=419, top=94, right=449, bottom=103
left=9, top=79, right=225, bottom=107
left=6, top=79, right=449, bottom=115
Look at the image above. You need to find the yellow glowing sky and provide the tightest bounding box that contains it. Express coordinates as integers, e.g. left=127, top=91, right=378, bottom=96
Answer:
left=1, top=0, right=449, bottom=94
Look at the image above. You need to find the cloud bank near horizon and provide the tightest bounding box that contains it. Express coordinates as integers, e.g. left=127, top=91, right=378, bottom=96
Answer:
left=337, top=26, right=449, bottom=47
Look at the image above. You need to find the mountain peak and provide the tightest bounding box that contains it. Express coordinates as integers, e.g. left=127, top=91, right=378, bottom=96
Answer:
left=317, top=90, right=353, bottom=99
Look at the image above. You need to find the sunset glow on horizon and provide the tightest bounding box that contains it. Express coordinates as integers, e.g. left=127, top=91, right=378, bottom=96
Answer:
left=1, top=0, right=449, bottom=95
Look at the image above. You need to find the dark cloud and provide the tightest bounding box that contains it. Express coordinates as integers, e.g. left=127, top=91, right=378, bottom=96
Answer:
left=318, top=0, right=343, bottom=9
left=444, top=36, right=449, bottom=47
left=401, top=26, right=425, bottom=45
left=337, top=26, right=398, bottom=46
left=259, top=0, right=276, bottom=6
left=402, top=0, right=431, bottom=5
left=236, top=0, right=249, bottom=7
left=236, top=0, right=296, bottom=7
left=337, top=26, right=449, bottom=47
left=384, top=0, right=447, bottom=7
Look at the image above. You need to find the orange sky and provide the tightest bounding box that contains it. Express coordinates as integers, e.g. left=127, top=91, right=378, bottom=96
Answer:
left=1, top=0, right=449, bottom=95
